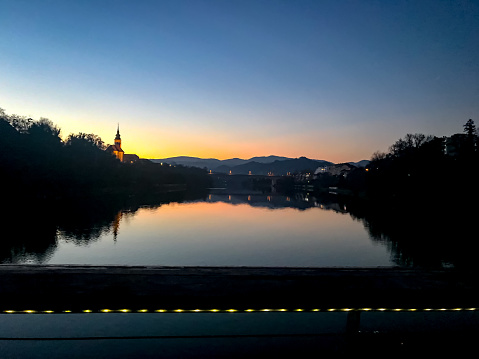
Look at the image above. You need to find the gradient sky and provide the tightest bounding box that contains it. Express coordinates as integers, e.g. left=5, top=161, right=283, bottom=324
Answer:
left=1, top=0, right=478, bottom=162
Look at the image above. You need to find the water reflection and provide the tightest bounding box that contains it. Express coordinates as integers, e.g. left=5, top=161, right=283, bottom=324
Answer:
left=1, top=191, right=208, bottom=264
left=1, top=191, right=476, bottom=268
left=206, top=192, right=348, bottom=214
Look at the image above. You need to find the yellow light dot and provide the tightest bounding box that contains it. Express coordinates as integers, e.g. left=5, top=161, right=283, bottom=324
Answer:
left=155, top=310, right=166, bottom=313
left=63, top=310, right=72, bottom=313
left=341, top=308, right=353, bottom=312
left=408, top=309, right=417, bottom=311
left=361, top=308, right=372, bottom=311
left=279, top=309, right=288, bottom=312
left=83, top=310, right=92, bottom=313
left=453, top=308, right=462, bottom=311
left=4, top=310, right=15, bottom=314
left=43, top=310, right=54, bottom=314
left=138, top=309, right=148, bottom=313
left=24, top=310, right=36, bottom=313
left=261, top=309, right=271, bottom=312
left=120, top=309, right=130, bottom=313
left=101, top=309, right=111, bottom=313
left=295, top=309, right=303, bottom=312
left=175, top=309, right=184, bottom=312
left=467, top=308, right=477, bottom=311
left=210, top=309, right=219, bottom=312
left=328, top=309, right=336, bottom=312
left=227, top=309, right=237, bottom=312
left=424, top=308, right=432, bottom=311
left=193, top=309, right=202, bottom=312
left=378, top=308, right=386, bottom=311
left=245, top=309, right=254, bottom=312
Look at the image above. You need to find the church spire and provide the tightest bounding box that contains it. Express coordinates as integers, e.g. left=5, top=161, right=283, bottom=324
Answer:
left=114, top=124, right=122, bottom=150
left=115, top=123, right=121, bottom=140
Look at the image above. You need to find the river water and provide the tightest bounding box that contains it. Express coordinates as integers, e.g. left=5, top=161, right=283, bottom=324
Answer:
left=2, top=191, right=468, bottom=267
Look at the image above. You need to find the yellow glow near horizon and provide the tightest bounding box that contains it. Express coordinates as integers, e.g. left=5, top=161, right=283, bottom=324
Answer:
left=0, top=104, right=372, bottom=162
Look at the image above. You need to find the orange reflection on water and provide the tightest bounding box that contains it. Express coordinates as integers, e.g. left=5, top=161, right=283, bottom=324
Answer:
left=131, top=201, right=353, bottom=241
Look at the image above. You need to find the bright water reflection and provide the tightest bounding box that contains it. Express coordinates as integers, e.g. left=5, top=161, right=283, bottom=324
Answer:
left=3, top=194, right=394, bottom=267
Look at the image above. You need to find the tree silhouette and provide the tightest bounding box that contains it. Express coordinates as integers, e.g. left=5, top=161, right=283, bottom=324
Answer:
left=464, top=119, right=476, bottom=137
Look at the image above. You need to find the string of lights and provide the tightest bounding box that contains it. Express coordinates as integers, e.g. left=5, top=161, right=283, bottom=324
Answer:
left=2, top=307, right=477, bottom=314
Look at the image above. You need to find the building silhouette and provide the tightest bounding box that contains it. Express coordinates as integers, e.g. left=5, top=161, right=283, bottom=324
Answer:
left=106, top=125, right=139, bottom=163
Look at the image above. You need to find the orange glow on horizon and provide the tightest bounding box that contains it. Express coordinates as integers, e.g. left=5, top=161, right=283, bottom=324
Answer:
left=116, top=125, right=371, bottom=163
left=1, top=106, right=370, bottom=163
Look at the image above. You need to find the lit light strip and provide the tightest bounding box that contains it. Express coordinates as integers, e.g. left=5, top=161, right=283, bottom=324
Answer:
left=1, top=307, right=478, bottom=314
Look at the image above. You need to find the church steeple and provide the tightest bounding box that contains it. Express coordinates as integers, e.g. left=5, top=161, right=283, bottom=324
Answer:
left=115, top=124, right=121, bottom=147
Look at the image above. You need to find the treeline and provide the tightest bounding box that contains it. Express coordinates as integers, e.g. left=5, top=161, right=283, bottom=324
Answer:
left=281, top=119, right=479, bottom=203
left=365, top=119, right=478, bottom=201
left=0, top=109, right=212, bottom=202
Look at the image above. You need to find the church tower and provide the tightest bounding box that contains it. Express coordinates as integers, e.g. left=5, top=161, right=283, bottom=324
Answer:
left=106, top=124, right=124, bottom=162
left=115, top=124, right=121, bottom=148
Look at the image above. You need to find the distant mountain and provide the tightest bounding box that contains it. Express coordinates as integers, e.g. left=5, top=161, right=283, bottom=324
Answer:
left=149, top=155, right=366, bottom=174
left=150, top=155, right=294, bottom=170
left=216, top=157, right=333, bottom=176
left=248, top=155, right=291, bottom=163
left=348, top=160, right=370, bottom=168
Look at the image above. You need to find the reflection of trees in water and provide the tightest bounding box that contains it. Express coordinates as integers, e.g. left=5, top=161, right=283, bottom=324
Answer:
left=209, top=192, right=478, bottom=269
left=1, top=190, right=209, bottom=263
left=206, top=192, right=350, bottom=213
left=4, top=189, right=474, bottom=268
left=344, top=197, right=478, bottom=269
left=1, top=208, right=58, bottom=264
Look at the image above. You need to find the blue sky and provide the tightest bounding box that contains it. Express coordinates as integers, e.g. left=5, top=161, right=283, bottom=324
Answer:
left=1, top=0, right=478, bottom=161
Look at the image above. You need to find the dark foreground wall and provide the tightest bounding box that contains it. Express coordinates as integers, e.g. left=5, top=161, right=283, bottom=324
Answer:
left=1, top=265, right=478, bottom=312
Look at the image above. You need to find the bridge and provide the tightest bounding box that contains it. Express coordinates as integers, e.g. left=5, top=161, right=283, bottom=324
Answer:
left=1, top=265, right=477, bottom=313
left=1, top=265, right=479, bottom=356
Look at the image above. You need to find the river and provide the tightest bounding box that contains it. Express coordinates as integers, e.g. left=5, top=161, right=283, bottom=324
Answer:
left=2, top=191, right=472, bottom=267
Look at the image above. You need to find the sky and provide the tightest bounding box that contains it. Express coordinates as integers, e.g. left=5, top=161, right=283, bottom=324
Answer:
left=1, top=0, right=478, bottom=162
